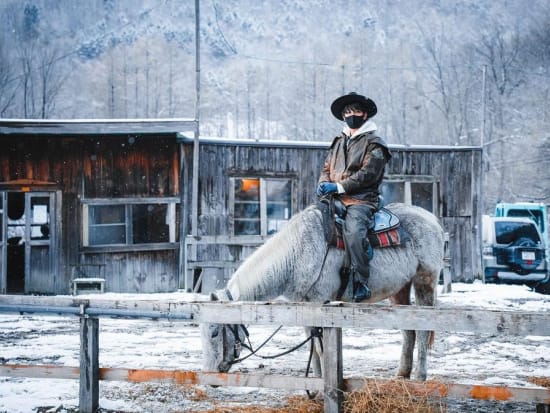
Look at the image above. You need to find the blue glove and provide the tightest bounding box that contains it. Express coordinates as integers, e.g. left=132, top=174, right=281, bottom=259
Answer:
left=316, top=182, right=338, bottom=196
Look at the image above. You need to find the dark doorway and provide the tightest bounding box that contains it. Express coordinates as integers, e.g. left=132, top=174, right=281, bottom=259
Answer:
left=7, top=192, right=26, bottom=293
left=1, top=190, right=56, bottom=294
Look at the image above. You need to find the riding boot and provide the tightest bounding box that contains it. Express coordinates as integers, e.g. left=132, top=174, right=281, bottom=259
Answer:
left=353, top=268, right=371, bottom=302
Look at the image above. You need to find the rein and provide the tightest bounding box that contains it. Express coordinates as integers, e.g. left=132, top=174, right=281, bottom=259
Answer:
left=221, top=289, right=323, bottom=367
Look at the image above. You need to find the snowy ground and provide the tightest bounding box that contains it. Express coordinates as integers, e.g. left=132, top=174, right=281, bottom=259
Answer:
left=1, top=281, right=549, bottom=412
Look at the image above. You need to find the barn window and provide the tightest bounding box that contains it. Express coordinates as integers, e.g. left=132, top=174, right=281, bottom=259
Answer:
left=231, top=177, right=292, bottom=236
left=381, top=176, right=439, bottom=213
left=82, top=198, right=178, bottom=247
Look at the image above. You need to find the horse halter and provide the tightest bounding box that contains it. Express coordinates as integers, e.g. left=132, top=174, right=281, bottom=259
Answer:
left=219, top=289, right=252, bottom=364
left=218, top=289, right=320, bottom=367
left=222, top=323, right=251, bottom=363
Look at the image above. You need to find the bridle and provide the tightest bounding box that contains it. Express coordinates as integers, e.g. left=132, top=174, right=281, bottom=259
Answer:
left=218, top=289, right=253, bottom=363
left=219, top=289, right=321, bottom=367
left=221, top=323, right=252, bottom=362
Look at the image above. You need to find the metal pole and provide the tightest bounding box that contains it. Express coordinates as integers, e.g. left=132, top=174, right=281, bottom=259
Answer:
left=480, top=64, right=486, bottom=151
left=191, top=0, right=201, bottom=238
left=0, top=304, right=193, bottom=320
left=480, top=65, right=487, bottom=281
left=179, top=143, right=189, bottom=290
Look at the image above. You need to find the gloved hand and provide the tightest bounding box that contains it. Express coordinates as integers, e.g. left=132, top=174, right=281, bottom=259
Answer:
left=316, top=182, right=338, bottom=196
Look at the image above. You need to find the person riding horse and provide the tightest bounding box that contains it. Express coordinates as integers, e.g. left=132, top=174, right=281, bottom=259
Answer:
left=317, top=92, right=391, bottom=302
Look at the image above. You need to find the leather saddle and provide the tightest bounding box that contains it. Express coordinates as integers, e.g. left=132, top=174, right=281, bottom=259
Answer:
left=318, top=197, right=409, bottom=250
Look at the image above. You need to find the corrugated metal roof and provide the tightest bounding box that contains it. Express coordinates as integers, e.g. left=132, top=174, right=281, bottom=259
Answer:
left=0, top=118, right=197, bottom=136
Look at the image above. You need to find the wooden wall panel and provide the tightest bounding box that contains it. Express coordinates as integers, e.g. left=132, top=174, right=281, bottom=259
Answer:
left=185, top=142, right=482, bottom=284
left=0, top=135, right=181, bottom=294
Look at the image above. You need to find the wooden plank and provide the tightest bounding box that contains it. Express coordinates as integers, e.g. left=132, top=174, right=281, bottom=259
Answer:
left=323, top=327, right=343, bottom=413
left=0, top=365, right=323, bottom=391
left=79, top=317, right=99, bottom=413
left=1, top=296, right=549, bottom=336
left=187, top=261, right=240, bottom=269
left=0, top=365, right=79, bottom=379
left=101, top=368, right=324, bottom=391
left=344, top=378, right=550, bottom=404
left=185, top=235, right=266, bottom=245
left=1, top=365, right=548, bottom=404
left=191, top=302, right=550, bottom=337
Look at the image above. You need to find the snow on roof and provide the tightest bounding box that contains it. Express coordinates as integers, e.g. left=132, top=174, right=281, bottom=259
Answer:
left=0, top=119, right=481, bottom=151
left=177, top=134, right=482, bottom=151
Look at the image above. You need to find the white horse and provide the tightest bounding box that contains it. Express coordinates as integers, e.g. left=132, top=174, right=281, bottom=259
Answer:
left=201, top=202, right=445, bottom=381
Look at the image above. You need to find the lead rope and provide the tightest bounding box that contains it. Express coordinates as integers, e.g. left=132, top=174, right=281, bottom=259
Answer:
left=302, top=242, right=331, bottom=300
left=305, top=327, right=324, bottom=399
left=302, top=195, right=340, bottom=300
left=230, top=326, right=319, bottom=365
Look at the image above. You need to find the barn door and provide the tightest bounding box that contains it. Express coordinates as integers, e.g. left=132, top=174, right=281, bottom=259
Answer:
left=25, top=192, right=56, bottom=294
left=2, top=191, right=57, bottom=294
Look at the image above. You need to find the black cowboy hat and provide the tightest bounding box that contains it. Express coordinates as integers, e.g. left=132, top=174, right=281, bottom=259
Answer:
left=330, top=92, right=377, bottom=120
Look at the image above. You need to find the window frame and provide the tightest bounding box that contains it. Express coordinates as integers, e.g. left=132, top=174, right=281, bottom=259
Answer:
left=81, top=197, right=179, bottom=251
left=229, top=176, right=294, bottom=237
left=382, top=175, right=440, bottom=214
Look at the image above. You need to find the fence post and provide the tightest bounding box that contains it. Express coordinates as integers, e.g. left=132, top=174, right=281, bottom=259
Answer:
left=323, top=327, right=343, bottom=413
left=80, top=316, right=99, bottom=413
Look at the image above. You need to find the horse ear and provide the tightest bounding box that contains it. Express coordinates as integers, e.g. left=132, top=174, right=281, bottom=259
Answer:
left=210, top=292, right=219, bottom=301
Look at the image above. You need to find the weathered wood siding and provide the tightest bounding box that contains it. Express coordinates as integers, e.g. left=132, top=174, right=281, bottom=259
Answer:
left=182, top=140, right=482, bottom=285
left=0, top=135, right=180, bottom=294
left=81, top=137, right=179, bottom=198
left=82, top=251, right=178, bottom=293
left=1, top=121, right=481, bottom=295
left=387, top=147, right=482, bottom=281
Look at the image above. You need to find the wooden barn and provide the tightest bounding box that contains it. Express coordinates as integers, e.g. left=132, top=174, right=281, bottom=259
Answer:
left=179, top=136, right=483, bottom=292
left=0, top=119, right=482, bottom=295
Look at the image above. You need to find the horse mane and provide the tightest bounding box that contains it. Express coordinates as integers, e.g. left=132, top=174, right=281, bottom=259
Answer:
left=227, top=206, right=323, bottom=300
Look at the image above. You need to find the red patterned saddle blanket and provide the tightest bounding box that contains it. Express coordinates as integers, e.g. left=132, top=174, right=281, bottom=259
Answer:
left=317, top=199, right=410, bottom=250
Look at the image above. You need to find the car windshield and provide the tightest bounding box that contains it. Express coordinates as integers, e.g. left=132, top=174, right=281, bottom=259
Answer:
left=495, top=221, right=541, bottom=245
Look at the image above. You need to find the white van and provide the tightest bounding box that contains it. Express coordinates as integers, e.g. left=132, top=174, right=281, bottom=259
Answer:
left=482, top=215, right=548, bottom=285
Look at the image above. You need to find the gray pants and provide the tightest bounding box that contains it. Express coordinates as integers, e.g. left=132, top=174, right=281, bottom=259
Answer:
left=343, top=204, right=375, bottom=283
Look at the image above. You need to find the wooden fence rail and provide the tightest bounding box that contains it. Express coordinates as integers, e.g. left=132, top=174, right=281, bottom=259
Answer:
left=0, top=295, right=549, bottom=413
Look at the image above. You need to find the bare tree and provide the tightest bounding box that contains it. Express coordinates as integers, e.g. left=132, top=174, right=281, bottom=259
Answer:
left=36, top=45, right=67, bottom=118
left=474, top=23, right=523, bottom=203
left=417, top=25, right=477, bottom=145
left=0, top=35, right=19, bottom=116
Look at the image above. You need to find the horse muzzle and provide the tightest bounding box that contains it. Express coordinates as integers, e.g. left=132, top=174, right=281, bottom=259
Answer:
left=218, top=360, right=232, bottom=373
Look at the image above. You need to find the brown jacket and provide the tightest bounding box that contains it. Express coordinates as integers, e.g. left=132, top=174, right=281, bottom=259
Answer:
left=319, top=128, right=391, bottom=206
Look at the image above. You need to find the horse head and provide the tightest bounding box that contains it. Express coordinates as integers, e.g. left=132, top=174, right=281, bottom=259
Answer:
left=200, top=290, right=249, bottom=372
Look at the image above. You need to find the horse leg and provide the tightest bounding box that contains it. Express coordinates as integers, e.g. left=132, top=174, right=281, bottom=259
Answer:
left=412, top=268, right=438, bottom=381
left=390, top=282, right=414, bottom=379
left=302, top=327, right=323, bottom=399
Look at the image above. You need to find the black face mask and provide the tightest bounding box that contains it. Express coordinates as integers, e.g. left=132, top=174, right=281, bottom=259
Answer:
left=345, top=115, right=366, bottom=129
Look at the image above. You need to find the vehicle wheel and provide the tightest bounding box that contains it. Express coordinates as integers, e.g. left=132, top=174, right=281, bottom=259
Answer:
left=513, top=237, right=537, bottom=248
left=508, top=237, right=541, bottom=274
